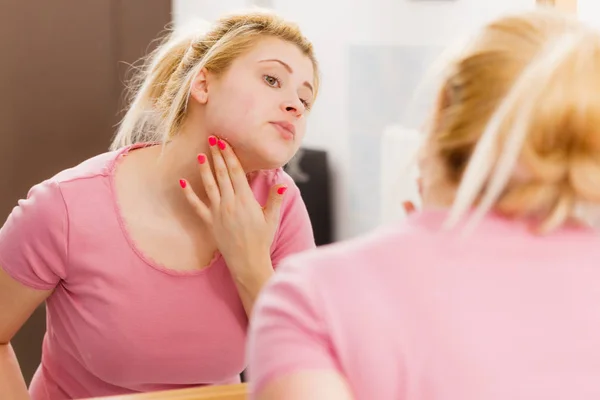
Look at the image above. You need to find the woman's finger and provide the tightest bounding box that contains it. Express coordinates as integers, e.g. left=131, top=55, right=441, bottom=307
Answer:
left=179, top=179, right=212, bottom=223
left=209, top=136, right=234, bottom=201
left=197, top=152, right=221, bottom=208
left=264, top=184, right=287, bottom=226
left=403, top=201, right=416, bottom=215
left=217, top=138, right=254, bottom=198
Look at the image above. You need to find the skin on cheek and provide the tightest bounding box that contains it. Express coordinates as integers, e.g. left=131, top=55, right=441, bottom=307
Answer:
left=211, top=98, right=263, bottom=162
left=239, top=93, right=260, bottom=121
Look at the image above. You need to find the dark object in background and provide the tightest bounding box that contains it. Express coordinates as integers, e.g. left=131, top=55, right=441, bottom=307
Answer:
left=284, top=148, right=333, bottom=246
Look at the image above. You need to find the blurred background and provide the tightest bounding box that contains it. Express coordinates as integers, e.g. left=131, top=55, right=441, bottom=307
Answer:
left=0, top=0, right=581, bottom=385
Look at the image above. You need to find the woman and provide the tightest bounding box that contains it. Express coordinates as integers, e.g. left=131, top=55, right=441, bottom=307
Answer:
left=0, top=9, right=319, bottom=400
left=247, top=9, right=600, bottom=400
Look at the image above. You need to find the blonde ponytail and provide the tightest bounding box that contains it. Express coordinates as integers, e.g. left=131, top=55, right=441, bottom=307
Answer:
left=422, top=9, right=600, bottom=233
left=445, top=31, right=586, bottom=232
left=110, top=24, right=206, bottom=150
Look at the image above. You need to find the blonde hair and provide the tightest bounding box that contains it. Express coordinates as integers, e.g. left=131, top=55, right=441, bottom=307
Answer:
left=424, top=9, right=600, bottom=233
left=110, top=9, right=319, bottom=151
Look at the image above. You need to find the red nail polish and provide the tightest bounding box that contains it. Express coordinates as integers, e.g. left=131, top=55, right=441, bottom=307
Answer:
left=208, top=136, right=217, bottom=146
left=403, top=201, right=416, bottom=214
left=277, top=186, right=287, bottom=195
left=217, top=140, right=226, bottom=150
left=179, top=179, right=187, bottom=189
left=197, top=154, right=206, bottom=164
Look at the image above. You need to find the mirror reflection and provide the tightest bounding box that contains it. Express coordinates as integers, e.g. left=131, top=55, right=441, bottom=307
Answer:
left=2, top=1, right=599, bottom=400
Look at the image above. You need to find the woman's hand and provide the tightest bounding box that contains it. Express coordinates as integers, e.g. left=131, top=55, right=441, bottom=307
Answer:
left=179, top=136, right=286, bottom=280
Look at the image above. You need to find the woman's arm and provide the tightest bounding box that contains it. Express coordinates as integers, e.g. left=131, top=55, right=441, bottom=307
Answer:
left=0, top=179, right=69, bottom=399
left=0, top=343, right=29, bottom=400
left=228, top=255, right=274, bottom=316
left=230, top=168, right=316, bottom=315
left=0, top=268, right=52, bottom=400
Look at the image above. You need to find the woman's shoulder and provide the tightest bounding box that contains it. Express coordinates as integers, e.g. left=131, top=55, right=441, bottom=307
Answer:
left=23, top=147, right=127, bottom=222
left=278, top=209, right=600, bottom=288
left=270, top=216, right=431, bottom=293
left=0, top=147, right=126, bottom=287
left=50, top=147, right=125, bottom=187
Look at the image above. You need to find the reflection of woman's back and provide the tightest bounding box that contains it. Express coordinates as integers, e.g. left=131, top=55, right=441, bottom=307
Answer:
left=248, top=10, right=600, bottom=400
left=0, top=9, right=320, bottom=400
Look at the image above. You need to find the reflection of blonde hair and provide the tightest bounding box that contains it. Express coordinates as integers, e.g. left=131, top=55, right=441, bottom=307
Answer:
left=110, top=9, right=319, bottom=151
left=424, top=9, right=600, bottom=232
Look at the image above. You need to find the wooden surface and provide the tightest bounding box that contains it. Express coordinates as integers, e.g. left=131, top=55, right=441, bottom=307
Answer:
left=84, top=384, right=248, bottom=400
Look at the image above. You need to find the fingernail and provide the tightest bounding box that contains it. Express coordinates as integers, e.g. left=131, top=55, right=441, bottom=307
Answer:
left=403, top=201, right=415, bottom=214
left=217, top=139, right=226, bottom=150
left=277, top=186, right=287, bottom=195
left=179, top=179, right=187, bottom=189
left=208, top=136, right=217, bottom=146
left=197, top=154, right=206, bottom=164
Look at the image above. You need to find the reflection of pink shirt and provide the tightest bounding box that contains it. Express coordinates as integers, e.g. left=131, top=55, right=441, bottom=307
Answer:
left=248, top=211, right=600, bottom=400
left=0, top=144, right=315, bottom=400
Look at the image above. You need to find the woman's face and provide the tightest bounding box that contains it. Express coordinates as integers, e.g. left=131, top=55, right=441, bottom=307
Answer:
left=192, top=36, right=316, bottom=172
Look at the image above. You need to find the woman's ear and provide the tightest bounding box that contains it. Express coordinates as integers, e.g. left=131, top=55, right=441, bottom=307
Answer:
left=190, top=67, right=209, bottom=104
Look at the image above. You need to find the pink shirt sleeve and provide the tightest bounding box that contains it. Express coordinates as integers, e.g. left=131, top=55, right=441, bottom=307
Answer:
left=246, top=258, right=339, bottom=395
left=270, top=181, right=316, bottom=268
left=0, top=179, right=69, bottom=290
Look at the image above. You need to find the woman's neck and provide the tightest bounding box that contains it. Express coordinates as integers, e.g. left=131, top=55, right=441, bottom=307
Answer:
left=129, top=134, right=211, bottom=219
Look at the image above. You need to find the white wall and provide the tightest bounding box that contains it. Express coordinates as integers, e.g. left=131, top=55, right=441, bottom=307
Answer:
left=173, top=0, right=244, bottom=26
left=173, top=0, right=537, bottom=240
left=578, top=0, right=600, bottom=30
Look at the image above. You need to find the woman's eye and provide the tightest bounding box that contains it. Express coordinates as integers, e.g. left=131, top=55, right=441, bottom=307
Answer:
left=264, top=75, right=280, bottom=87
left=301, top=99, right=311, bottom=110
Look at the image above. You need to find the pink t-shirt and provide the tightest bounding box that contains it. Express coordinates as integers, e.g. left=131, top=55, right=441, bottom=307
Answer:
left=248, top=211, right=600, bottom=399
left=0, top=144, right=315, bottom=400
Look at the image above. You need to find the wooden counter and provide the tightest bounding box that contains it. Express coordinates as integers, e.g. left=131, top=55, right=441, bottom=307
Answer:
left=85, top=383, right=248, bottom=400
